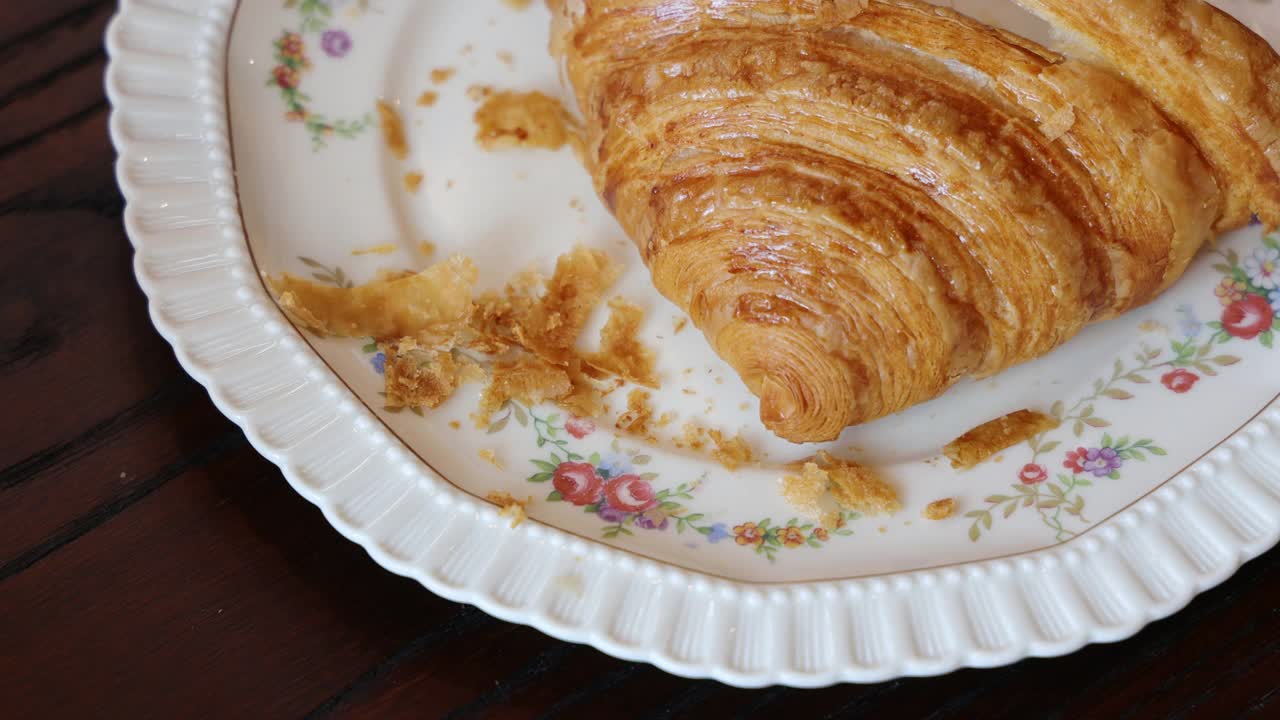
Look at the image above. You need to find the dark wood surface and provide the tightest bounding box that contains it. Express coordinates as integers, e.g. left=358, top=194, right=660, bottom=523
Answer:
left=2, top=2, right=1278, bottom=718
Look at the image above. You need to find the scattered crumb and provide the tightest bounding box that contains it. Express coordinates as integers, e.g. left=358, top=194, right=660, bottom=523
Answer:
left=350, top=244, right=397, bottom=256
left=449, top=420, right=461, bottom=430
left=944, top=409, right=1060, bottom=469
left=467, top=84, right=495, bottom=102
left=417, top=241, right=436, bottom=257
left=586, top=297, right=659, bottom=388
left=502, top=0, right=532, bottom=9
left=485, top=491, right=530, bottom=528
left=479, top=448, right=505, bottom=469
left=497, top=50, right=515, bottom=67
left=781, top=463, right=828, bottom=520
left=569, top=197, right=583, bottom=211
left=682, top=388, right=697, bottom=395
left=707, top=430, right=754, bottom=470
left=518, top=246, right=621, bottom=364
left=878, top=526, right=888, bottom=534
left=446, top=179, right=456, bottom=189
left=714, top=377, right=724, bottom=385
left=673, top=316, right=688, bottom=334
left=403, top=171, right=424, bottom=193
left=376, top=99, right=409, bottom=160
left=430, top=67, right=457, bottom=85
left=656, top=411, right=676, bottom=428
left=615, top=389, right=655, bottom=439
left=416, top=90, right=439, bottom=107
left=739, top=402, right=751, bottom=411
left=819, top=451, right=901, bottom=517
left=474, top=90, right=579, bottom=151
left=478, top=355, right=573, bottom=424
left=992, top=454, right=1004, bottom=464
left=682, top=368, right=693, bottom=376
left=923, top=498, right=957, bottom=521
left=679, top=422, right=708, bottom=451
left=460, top=44, right=473, bottom=55
left=383, top=342, right=484, bottom=410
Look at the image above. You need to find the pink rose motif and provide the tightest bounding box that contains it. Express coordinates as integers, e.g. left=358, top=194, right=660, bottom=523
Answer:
left=1018, top=463, right=1048, bottom=485
left=603, top=474, right=657, bottom=513
left=1221, top=294, right=1274, bottom=340
left=552, top=462, right=603, bottom=506
left=1161, top=368, right=1200, bottom=394
left=272, top=65, right=300, bottom=89
left=564, top=417, right=595, bottom=439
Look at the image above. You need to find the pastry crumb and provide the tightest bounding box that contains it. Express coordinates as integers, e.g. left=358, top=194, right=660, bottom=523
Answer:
left=478, top=448, right=505, bottom=469
left=350, top=244, right=396, bottom=256
left=818, top=451, right=901, bottom=517
left=656, top=411, right=676, bottom=428
left=403, top=171, right=424, bottom=193
left=501, top=0, right=532, bottom=9
left=923, top=498, right=957, bottom=521
left=781, top=463, right=828, bottom=521
left=474, top=90, right=579, bottom=151
left=485, top=491, right=530, bottom=528
left=376, top=99, right=409, bottom=160
left=707, top=429, right=753, bottom=470
left=430, top=67, right=457, bottom=85
left=615, top=388, right=655, bottom=439
left=944, top=410, right=1060, bottom=469
left=383, top=342, right=483, bottom=410
left=497, top=50, right=515, bottom=67
left=586, top=297, right=658, bottom=388
left=466, top=84, right=494, bottom=102
left=478, top=355, right=573, bottom=424
left=678, top=422, right=708, bottom=451
left=449, top=420, right=461, bottom=430
left=673, top=316, right=688, bottom=334
left=417, top=241, right=436, bottom=257
left=416, top=91, right=439, bottom=107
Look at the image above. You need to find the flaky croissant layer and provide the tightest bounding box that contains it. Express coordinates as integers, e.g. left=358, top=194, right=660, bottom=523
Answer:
left=549, top=0, right=1279, bottom=442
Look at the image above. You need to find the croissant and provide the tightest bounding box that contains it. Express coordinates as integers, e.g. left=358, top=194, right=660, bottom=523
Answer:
left=548, top=0, right=1279, bottom=442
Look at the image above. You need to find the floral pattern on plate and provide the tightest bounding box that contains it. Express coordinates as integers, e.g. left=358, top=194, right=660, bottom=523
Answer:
left=486, top=401, right=861, bottom=562
left=968, top=232, right=1280, bottom=543
left=270, top=0, right=373, bottom=149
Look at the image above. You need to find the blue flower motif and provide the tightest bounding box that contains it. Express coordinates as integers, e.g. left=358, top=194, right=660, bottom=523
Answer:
left=1270, top=288, right=1280, bottom=314
left=1175, top=304, right=1202, bottom=339
left=597, top=453, right=633, bottom=479
left=706, top=523, right=730, bottom=544
left=371, top=351, right=386, bottom=375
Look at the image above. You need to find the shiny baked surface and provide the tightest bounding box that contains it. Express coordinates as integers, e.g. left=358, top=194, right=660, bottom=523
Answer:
left=551, top=0, right=1277, bottom=442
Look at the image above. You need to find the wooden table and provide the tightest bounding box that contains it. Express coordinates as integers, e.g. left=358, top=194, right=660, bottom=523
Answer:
left=3, top=2, right=1279, bottom=717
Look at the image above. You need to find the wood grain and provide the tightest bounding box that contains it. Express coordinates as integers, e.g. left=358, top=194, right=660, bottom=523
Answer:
left=0, top=3, right=1277, bottom=718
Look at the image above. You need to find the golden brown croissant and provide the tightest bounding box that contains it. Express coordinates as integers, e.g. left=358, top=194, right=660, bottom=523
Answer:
left=549, top=0, right=1278, bottom=442
left=1008, top=0, right=1280, bottom=230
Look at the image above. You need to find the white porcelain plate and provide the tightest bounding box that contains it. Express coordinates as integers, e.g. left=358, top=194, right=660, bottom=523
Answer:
left=108, top=0, right=1280, bottom=686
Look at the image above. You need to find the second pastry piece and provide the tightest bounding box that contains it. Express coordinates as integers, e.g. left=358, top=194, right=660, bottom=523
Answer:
left=550, top=0, right=1218, bottom=442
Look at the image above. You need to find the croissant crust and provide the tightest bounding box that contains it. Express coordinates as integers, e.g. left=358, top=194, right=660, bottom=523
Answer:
left=550, top=0, right=1277, bottom=442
